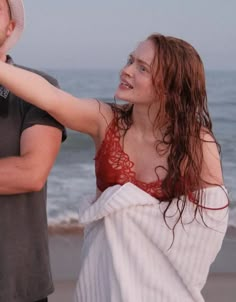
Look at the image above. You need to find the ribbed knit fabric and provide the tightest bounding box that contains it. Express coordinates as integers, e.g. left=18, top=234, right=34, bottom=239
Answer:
left=74, top=183, right=229, bottom=302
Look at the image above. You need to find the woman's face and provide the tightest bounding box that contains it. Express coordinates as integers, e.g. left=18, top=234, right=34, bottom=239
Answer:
left=115, top=39, right=157, bottom=105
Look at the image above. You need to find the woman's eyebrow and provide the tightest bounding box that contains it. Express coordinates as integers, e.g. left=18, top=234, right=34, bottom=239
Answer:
left=129, top=53, right=151, bottom=68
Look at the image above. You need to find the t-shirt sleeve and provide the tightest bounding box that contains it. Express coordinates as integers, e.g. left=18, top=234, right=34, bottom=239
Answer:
left=21, top=104, right=67, bottom=141
left=19, top=71, right=67, bottom=141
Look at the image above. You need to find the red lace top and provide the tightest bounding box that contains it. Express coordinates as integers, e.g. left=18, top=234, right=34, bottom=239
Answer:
left=94, top=118, right=165, bottom=199
left=94, top=118, right=229, bottom=210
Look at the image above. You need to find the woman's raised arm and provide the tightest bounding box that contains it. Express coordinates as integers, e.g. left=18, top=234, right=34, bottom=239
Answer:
left=0, top=61, right=110, bottom=136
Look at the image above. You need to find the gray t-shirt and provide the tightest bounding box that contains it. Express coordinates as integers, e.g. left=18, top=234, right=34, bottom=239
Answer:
left=0, top=59, right=66, bottom=302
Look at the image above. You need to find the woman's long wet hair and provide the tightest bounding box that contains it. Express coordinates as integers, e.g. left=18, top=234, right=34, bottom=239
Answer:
left=111, top=33, right=223, bottom=230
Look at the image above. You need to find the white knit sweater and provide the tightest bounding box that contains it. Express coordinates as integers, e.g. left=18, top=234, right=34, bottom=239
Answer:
left=74, top=183, right=229, bottom=302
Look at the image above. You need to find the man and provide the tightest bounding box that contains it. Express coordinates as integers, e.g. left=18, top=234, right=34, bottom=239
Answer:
left=0, top=1, right=66, bottom=301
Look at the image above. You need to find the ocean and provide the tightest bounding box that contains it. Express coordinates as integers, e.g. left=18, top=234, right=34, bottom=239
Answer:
left=45, top=69, right=236, bottom=235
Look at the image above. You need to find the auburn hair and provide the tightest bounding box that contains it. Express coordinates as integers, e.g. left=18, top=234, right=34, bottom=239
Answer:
left=111, top=33, right=222, bottom=229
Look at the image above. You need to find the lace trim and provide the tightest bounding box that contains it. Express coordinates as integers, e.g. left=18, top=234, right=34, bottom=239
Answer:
left=95, top=119, right=164, bottom=198
left=95, top=118, right=229, bottom=209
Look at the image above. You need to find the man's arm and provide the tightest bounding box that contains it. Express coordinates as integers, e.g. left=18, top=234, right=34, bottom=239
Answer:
left=0, top=124, right=62, bottom=194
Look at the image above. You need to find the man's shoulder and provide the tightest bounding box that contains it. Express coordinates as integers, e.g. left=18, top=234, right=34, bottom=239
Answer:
left=14, top=64, right=59, bottom=87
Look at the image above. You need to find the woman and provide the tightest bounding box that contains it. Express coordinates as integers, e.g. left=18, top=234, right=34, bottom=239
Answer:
left=0, top=34, right=229, bottom=301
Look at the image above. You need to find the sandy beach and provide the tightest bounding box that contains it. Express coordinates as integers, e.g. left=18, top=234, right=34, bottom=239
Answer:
left=47, top=228, right=236, bottom=302
left=49, top=274, right=236, bottom=302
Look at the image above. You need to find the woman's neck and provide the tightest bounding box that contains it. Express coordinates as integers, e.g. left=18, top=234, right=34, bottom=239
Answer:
left=131, top=103, right=165, bottom=140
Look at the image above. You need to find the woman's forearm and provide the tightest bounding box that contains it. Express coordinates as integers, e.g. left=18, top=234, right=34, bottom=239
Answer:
left=0, top=61, right=58, bottom=112
left=0, top=61, right=109, bottom=135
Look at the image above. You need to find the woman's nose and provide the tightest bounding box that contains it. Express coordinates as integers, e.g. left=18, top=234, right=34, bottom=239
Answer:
left=120, top=63, right=134, bottom=77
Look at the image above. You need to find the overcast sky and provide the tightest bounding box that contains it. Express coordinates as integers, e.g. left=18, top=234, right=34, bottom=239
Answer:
left=10, top=0, right=236, bottom=71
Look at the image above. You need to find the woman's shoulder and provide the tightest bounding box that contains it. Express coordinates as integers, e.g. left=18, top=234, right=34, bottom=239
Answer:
left=95, top=102, right=131, bottom=146
left=95, top=101, right=116, bottom=144
left=97, top=101, right=131, bottom=126
left=200, top=128, right=223, bottom=186
left=200, top=128, right=220, bottom=157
